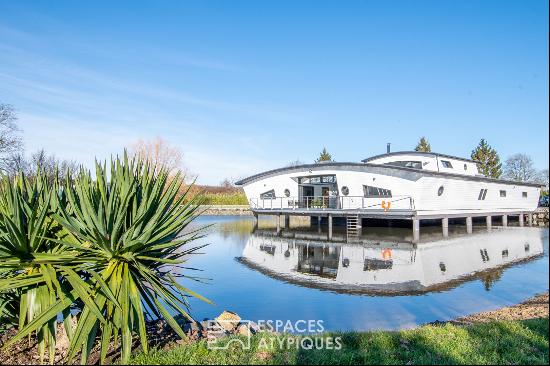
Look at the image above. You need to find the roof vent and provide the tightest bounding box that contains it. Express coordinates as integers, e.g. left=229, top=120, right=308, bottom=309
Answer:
left=387, top=143, right=391, bottom=153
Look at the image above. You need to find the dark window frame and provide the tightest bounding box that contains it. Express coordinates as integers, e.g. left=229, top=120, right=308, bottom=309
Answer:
left=363, top=185, right=392, bottom=198
left=478, top=188, right=488, bottom=200
left=260, top=189, right=276, bottom=199
left=441, top=160, right=453, bottom=168
left=383, top=161, right=423, bottom=170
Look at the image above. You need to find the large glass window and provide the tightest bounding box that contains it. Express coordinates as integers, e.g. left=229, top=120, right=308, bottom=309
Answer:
left=299, top=175, right=336, bottom=184
left=363, top=185, right=392, bottom=198
left=384, top=161, right=423, bottom=169
left=260, top=189, right=276, bottom=199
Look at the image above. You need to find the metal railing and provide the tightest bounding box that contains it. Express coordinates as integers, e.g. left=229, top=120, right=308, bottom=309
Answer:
left=249, top=195, right=415, bottom=211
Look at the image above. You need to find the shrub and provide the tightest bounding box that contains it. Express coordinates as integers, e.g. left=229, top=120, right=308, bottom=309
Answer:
left=0, top=154, right=209, bottom=364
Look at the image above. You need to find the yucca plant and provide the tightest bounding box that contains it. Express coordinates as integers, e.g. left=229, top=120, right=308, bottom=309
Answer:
left=50, top=153, right=209, bottom=364
left=0, top=172, right=98, bottom=364
left=0, top=269, right=19, bottom=333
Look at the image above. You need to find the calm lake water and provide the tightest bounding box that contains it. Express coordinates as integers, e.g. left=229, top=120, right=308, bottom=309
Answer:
left=179, top=215, right=549, bottom=331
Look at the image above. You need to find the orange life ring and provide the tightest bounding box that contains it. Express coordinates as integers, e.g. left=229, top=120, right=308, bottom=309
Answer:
left=382, top=249, right=392, bottom=259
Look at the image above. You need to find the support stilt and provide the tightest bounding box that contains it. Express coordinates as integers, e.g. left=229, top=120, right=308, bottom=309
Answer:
left=519, top=213, right=524, bottom=227
left=466, top=216, right=473, bottom=234
left=413, top=218, right=420, bottom=242
left=328, top=214, right=333, bottom=241
left=486, top=216, right=492, bottom=231
left=502, top=215, right=508, bottom=227
left=442, top=217, right=449, bottom=237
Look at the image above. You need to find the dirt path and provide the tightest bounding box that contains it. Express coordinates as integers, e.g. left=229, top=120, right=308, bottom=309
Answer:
left=446, top=292, right=549, bottom=325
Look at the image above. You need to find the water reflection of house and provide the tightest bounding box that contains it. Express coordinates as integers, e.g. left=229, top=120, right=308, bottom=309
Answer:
left=239, top=228, right=545, bottom=295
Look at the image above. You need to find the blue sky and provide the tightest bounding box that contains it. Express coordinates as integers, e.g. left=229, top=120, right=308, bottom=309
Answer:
left=0, top=0, right=548, bottom=184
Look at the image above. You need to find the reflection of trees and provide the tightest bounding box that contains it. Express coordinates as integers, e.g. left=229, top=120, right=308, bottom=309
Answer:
left=480, top=269, right=504, bottom=291
left=216, top=219, right=255, bottom=241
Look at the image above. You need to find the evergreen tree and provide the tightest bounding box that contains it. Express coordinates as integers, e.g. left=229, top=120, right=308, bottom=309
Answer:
left=315, top=148, right=333, bottom=162
left=414, top=137, right=431, bottom=152
left=471, top=138, right=502, bottom=178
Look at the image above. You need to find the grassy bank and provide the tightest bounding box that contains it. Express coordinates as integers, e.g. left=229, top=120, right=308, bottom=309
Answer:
left=130, top=318, right=548, bottom=365
left=202, top=192, right=248, bottom=205
left=184, top=185, right=248, bottom=205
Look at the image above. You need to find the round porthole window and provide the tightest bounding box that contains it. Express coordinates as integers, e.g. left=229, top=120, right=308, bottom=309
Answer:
left=284, top=189, right=290, bottom=197
left=438, top=186, right=445, bottom=196
left=341, top=186, right=349, bottom=196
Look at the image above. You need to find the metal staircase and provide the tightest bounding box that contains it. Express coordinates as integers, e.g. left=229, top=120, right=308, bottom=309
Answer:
left=346, top=215, right=360, bottom=240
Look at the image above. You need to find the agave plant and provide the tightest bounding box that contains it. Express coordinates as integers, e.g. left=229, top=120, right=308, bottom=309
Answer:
left=0, top=269, right=19, bottom=333
left=0, top=155, right=209, bottom=364
left=0, top=172, right=97, bottom=364
left=50, top=154, right=209, bottom=364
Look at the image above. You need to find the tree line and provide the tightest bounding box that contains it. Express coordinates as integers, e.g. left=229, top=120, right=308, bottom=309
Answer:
left=1, top=101, right=548, bottom=192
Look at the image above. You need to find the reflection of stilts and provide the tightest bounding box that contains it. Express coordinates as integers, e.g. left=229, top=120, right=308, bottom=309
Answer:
left=253, top=213, right=258, bottom=231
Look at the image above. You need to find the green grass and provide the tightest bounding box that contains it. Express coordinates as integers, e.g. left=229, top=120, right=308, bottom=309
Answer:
left=130, top=318, right=549, bottom=365
left=202, top=192, right=248, bottom=205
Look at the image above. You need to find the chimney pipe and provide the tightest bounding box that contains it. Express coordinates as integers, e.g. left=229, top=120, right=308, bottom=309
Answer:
left=387, top=143, right=391, bottom=153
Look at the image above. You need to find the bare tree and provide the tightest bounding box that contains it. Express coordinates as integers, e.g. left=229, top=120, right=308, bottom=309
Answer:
left=539, top=168, right=549, bottom=191
left=219, top=178, right=234, bottom=188
left=1, top=152, right=28, bottom=177
left=28, top=149, right=78, bottom=183
left=0, top=103, right=23, bottom=172
left=129, top=137, right=187, bottom=176
left=503, top=153, right=538, bottom=182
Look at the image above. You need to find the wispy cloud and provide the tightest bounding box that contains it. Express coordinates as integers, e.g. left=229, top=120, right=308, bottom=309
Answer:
left=0, top=23, right=309, bottom=183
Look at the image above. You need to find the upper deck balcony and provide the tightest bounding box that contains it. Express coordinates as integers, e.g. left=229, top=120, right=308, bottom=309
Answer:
left=249, top=194, right=417, bottom=219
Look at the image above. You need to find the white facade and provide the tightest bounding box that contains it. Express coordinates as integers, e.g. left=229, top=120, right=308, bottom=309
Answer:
left=236, top=151, right=541, bottom=216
